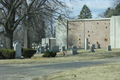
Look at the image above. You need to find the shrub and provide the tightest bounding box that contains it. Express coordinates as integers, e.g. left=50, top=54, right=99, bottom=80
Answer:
left=43, top=51, right=57, bottom=57
left=44, top=52, right=51, bottom=57
left=1, top=49, right=15, bottom=59
left=50, top=52, right=57, bottom=57
left=22, top=48, right=36, bottom=58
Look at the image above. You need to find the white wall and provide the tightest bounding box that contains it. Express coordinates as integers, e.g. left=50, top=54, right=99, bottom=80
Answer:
left=55, top=20, right=68, bottom=49
left=110, top=16, right=120, bottom=48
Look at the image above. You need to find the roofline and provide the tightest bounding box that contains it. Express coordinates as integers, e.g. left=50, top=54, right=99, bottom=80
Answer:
left=68, top=18, right=111, bottom=21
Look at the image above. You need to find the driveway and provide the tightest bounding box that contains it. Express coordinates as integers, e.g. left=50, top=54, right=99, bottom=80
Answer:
left=0, top=57, right=120, bottom=80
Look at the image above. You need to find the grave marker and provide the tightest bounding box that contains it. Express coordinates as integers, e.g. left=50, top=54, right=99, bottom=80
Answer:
left=89, top=45, right=95, bottom=52
left=61, top=46, right=65, bottom=51
left=14, top=42, right=21, bottom=59
left=91, top=44, right=95, bottom=49
left=52, top=46, right=59, bottom=52
left=69, top=46, right=78, bottom=55
left=36, top=46, right=44, bottom=54
left=85, top=38, right=88, bottom=50
left=96, top=44, right=101, bottom=49
left=106, top=45, right=112, bottom=51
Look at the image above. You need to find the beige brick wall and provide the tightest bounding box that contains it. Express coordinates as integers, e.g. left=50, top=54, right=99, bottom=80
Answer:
left=68, top=19, right=110, bottom=49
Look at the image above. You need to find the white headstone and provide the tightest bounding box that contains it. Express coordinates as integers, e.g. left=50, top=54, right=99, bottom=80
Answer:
left=85, top=38, right=88, bottom=50
left=14, top=42, right=21, bottom=59
left=69, top=46, right=78, bottom=55
left=106, top=45, right=112, bottom=51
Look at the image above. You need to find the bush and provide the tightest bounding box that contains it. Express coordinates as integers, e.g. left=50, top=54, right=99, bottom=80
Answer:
left=44, top=52, right=51, bottom=57
left=43, top=51, right=57, bottom=57
left=50, top=52, right=57, bottom=57
left=1, top=49, right=15, bottom=59
left=22, top=48, right=36, bottom=58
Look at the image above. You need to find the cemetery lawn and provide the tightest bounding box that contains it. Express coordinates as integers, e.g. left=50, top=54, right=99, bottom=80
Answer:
left=36, top=62, right=120, bottom=80
left=0, top=48, right=120, bottom=64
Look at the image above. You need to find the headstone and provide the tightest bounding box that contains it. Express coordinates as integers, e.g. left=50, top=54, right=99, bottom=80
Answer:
left=36, top=46, right=44, bottom=54
left=89, top=45, right=95, bottom=52
left=52, top=46, right=59, bottom=52
left=44, top=43, right=49, bottom=52
left=14, top=42, right=21, bottom=59
left=85, top=38, right=88, bottom=50
left=61, top=46, right=65, bottom=51
left=106, top=45, right=112, bottom=51
left=69, top=46, right=78, bottom=55
left=91, top=44, right=95, bottom=49
left=40, top=46, right=44, bottom=53
left=96, top=44, right=100, bottom=49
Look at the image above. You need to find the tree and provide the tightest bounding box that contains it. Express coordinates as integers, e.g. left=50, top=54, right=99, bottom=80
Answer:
left=78, top=4, right=92, bottom=19
left=104, top=7, right=112, bottom=18
left=0, top=0, right=71, bottom=49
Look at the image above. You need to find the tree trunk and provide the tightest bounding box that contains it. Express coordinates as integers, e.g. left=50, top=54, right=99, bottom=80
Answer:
left=23, top=29, right=28, bottom=48
left=4, top=30, right=13, bottom=49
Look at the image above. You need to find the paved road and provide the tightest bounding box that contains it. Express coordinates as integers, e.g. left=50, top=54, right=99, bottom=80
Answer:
left=0, top=57, right=120, bottom=80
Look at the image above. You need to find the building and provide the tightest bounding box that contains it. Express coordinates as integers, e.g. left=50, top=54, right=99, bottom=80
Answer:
left=55, top=16, right=120, bottom=49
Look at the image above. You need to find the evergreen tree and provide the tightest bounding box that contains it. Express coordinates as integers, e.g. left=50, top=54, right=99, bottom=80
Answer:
left=78, top=5, right=92, bottom=19
left=104, top=7, right=112, bottom=18
left=114, top=3, right=120, bottom=15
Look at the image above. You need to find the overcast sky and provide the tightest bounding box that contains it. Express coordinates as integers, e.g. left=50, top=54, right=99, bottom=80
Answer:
left=64, top=0, right=114, bottom=18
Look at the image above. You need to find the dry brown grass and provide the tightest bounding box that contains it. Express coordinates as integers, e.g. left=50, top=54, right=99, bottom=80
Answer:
left=38, top=62, right=120, bottom=80
left=0, top=48, right=120, bottom=65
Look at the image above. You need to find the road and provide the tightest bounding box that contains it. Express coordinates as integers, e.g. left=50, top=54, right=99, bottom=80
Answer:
left=0, top=57, right=120, bottom=80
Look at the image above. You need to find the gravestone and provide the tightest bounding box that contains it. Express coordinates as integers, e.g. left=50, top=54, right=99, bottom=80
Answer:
left=36, top=46, right=44, bottom=54
left=85, top=38, right=88, bottom=50
left=106, top=45, right=112, bottom=51
left=69, top=46, right=78, bottom=55
left=91, top=44, right=95, bottom=49
left=44, top=43, right=49, bottom=52
left=61, top=46, right=65, bottom=51
left=96, top=44, right=100, bottom=49
left=52, top=46, right=59, bottom=52
left=89, top=45, right=95, bottom=52
left=14, top=42, right=21, bottom=59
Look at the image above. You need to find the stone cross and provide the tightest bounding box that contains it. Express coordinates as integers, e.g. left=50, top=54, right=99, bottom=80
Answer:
left=89, top=45, right=95, bottom=52
left=61, top=46, right=65, bottom=51
left=85, top=38, right=88, bottom=50
left=106, top=45, right=112, bottom=51
left=14, top=42, right=21, bottom=59
left=69, top=46, right=78, bottom=55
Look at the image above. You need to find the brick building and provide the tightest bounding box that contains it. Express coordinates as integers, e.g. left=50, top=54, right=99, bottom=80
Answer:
left=55, top=16, right=120, bottom=49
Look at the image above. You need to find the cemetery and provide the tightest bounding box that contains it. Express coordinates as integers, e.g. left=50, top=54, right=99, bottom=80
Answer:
left=0, top=16, right=120, bottom=60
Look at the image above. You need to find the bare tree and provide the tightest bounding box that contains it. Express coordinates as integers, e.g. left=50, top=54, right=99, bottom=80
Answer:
left=0, top=0, right=72, bottom=49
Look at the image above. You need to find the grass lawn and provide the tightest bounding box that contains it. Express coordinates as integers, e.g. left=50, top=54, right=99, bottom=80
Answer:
left=31, top=48, right=120, bottom=80
left=0, top=48, right=120, bottom=64
left=36, top=62, right=120, bottom=80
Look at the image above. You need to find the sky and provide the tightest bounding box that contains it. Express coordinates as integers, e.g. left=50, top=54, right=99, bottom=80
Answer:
left=63, top=0, right=114, bottom=19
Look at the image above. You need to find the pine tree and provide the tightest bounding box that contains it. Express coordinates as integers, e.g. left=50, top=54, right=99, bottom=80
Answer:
left=104, top=7, right=112, bottom=18
left=78, top=5, right=92, bottom=19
